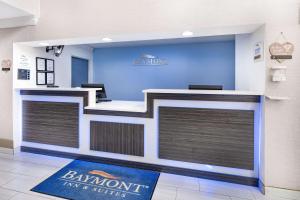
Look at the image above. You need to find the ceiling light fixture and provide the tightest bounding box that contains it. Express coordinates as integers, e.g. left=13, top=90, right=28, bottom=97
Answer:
left=39, top=42, right=50, bottom=46
left=102, top=37, right=112, bottom=42
left=182, top=31, right=194, bottom=37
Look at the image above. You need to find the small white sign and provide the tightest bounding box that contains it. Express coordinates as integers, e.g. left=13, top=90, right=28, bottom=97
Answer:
left=37, top=72, right=46, bottom=85
left=37, top=58, right=46, bottom=71
left=47, top=73, right=54, bottom=85
left=254, top=42, right=264, bottom=62
left=47, top=59, right=54, bottom=71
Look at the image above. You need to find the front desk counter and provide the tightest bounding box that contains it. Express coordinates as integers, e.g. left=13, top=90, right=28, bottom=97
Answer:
left=16, top=88, right=263, bottom=186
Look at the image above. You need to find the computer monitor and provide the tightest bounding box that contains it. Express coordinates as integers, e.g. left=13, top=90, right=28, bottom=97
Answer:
left=81, top=83, right=107, bottom=99
left=188, top=85, right=223, bottom=90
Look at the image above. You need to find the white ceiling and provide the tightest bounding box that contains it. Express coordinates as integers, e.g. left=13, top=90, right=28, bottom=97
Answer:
left=0, top=0, right=39, bottom=28
left=0, top=2, right=29, bottom=19
left=87, top=35, right=235, bottom=49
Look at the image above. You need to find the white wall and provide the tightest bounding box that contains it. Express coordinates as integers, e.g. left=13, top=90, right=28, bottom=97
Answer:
left=13, top=45, right=93, bottom=88
left=0, top=27, right=29, bottom=142
left=235, top=26, right=266, bottom=93
left=263, top=0, right=300, bottom=190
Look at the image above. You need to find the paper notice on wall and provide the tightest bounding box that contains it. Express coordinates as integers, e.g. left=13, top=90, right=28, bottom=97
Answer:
left=37, top=58, right=46, bottom=71
left=46, top=59, right=54, bottom=71
left=37, top=72, right=46, bottom=85
left=20, top=55, right=29, bottom=68
left=47, top=73, right=54, bottom=85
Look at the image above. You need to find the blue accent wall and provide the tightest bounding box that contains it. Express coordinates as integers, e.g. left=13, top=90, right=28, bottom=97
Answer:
left=93, top=41, right=235, bottom=101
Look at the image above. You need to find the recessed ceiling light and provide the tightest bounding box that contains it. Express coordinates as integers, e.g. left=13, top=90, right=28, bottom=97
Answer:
left=102, top=37, right=112, bottom=42
left=182, top=31, right=194, bottom=37
left=39, top=42, right=50, bottom=46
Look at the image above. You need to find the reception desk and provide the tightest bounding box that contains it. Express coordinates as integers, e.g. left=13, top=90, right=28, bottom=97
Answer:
left=16, top=88, right=262, bottom=186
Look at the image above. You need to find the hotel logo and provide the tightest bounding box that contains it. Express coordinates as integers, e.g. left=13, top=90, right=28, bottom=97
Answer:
left=134, top=54, right=168, bottom=66
left=60, top=169, right=150, bottom=198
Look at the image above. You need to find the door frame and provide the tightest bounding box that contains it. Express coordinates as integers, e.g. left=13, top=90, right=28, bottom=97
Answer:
left=71, top=56, right=91, bottom=87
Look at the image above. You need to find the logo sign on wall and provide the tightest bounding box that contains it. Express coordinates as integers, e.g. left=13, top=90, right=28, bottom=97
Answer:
left=134, top=54, right=168, bottom=66
left=1, top=59, right=12, bottom=72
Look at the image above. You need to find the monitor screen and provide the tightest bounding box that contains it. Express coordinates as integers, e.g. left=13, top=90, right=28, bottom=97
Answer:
left=81, top=83, right=107, bottom=98
left=188, top=85, right=223, bottom=90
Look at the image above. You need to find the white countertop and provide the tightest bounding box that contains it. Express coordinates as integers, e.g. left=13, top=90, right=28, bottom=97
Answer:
left=18, top=88, right=261, bottom=112
left=143, top=89, right=263, bottom=96
left=85, top=100, right=146, bottom=112
left=15, top=87, right=102, bottom=91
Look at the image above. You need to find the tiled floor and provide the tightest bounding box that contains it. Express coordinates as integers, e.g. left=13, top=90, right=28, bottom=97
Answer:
left=0, top=152, right=299, bottom=200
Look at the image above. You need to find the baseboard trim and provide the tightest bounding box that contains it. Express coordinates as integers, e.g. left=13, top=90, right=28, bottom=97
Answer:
left=0, top=139, right=13, bottom=149
left=259, top=179, right=266, bottom=194
left=21, top=146, right=258, bottom=187
left=0, top=147, right=14, bottom=154
left=265, top=186, right=300, bottom=197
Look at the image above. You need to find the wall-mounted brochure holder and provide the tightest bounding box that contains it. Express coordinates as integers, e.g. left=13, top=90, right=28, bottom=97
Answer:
left=270, top=65, right=287, bottom=82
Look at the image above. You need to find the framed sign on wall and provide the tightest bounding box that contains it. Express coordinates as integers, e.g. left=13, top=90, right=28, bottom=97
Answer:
left=36, top=57, right=55, bottom=85
left=254, top=42, right=264, bottom=62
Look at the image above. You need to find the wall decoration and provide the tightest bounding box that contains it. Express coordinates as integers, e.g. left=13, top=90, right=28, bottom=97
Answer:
left=46, top=59, right=54, bottom=71
left=46, top=73, right=54, bottom=85
left=37, top=57, right=46, bottom=71
left=271, top=66, right=287, bottom=82
left=19, top=55, right=29, bottom=68
left=1, top=59, right=12, bottom=72
left=254, top=42, right=264, bottom=62
left=37, top=72, right=46, bottom=85
left=36, top=57, right=55, bottom=85
left=269, top=32, right=294, bottom=63
left=133, top=54, right=168, bottom=66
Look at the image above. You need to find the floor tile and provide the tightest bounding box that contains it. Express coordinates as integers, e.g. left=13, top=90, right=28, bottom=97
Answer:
left=158, top=173, right=200, bottom=190
left=0, top=187, right=18, bottom=200
left=265, top=187, right=300, bottom=200
left=0, top=152, right=298, bottom=200
left=10, top=193, right=52, bottom=200
left=12, top=152, right=72, bottom=168
left=176, top=188, right=230, bottom=200
left=199, top=178, right=255, bottom=199
left=0, top=171, right=18, bottom=186
left=0, top=153, right=13, bottom=160
left=2, top=175, right=43, bottom=193
left=152, top=184, right=177, bottom=200
left=0, top=157, right=59, bottom=178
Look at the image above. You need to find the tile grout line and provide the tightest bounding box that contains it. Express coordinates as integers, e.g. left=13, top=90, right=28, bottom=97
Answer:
left=0, top=154, right=73, bottom=169
left=2, top=185, right=56, bottom=200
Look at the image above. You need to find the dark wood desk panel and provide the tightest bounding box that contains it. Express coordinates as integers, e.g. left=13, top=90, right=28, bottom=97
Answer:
left=90, top=121, right=144, bottom=156
left=22, top=101, right=79, bottom=148
left=159, top=106, right=254, bottom=170
left=20, top=90, right=89, bottom=107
